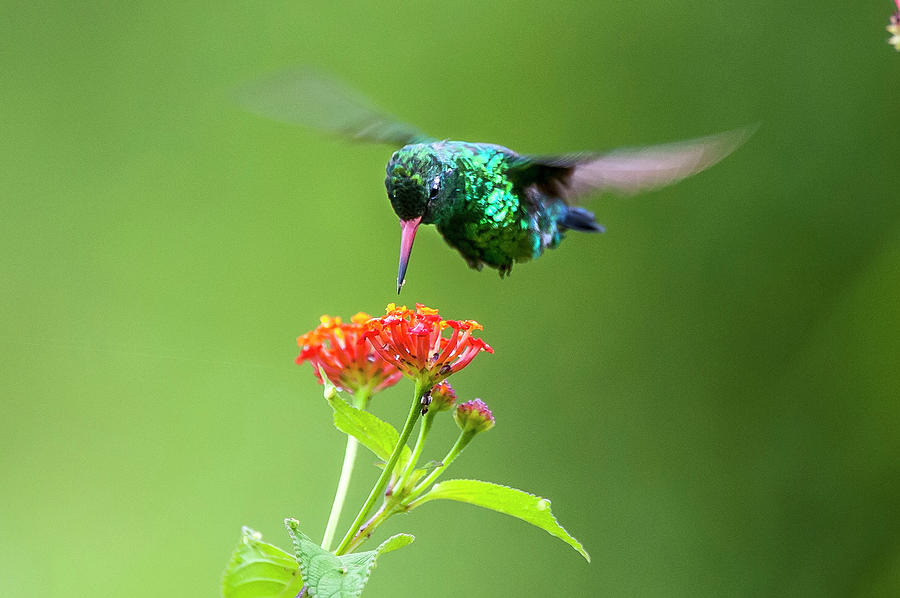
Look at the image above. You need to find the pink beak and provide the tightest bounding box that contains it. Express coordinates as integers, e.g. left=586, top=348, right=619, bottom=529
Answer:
left=397, top=217, right=422, bottom=294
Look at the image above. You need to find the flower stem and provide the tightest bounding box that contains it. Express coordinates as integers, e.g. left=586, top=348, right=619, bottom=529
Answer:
left=343, top=502, right=392, bottom=553
left=320, top=387, right=371, bottom=551
left=334, top=379, right=426, bottom=555
left=396, top=409, right=434, bottom=489
left=342, top=410, right=433, bottom=554
left=405, top=429, right=475, bottom=505
left=343, top=428, right=476, bottom=552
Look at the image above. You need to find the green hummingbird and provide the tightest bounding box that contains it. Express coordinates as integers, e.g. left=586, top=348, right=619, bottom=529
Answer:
left=239, top=69, right=753, bottom=293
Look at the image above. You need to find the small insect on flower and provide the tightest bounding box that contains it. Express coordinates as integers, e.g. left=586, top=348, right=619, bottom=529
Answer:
left=361, top=304, right=493, bottom=387
left=420, top=390, right=433, bottom=415
left=296, top=312, right=403, bottom=394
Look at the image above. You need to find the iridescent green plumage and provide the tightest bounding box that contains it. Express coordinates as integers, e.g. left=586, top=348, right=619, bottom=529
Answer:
left=386, top=141, right=572, bottom=276
left=238, top=69, right=753, bottom=292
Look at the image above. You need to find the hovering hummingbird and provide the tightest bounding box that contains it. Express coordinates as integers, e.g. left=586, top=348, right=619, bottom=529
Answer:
left=238, top=69, right=753, bottom=293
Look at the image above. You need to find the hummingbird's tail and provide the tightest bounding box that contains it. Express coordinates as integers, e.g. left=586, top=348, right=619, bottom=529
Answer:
left=561, top=206, right=606, bottom=233
left=527, top=201, right=604, bottom=262
left=519, top=199, right=606, bottom=261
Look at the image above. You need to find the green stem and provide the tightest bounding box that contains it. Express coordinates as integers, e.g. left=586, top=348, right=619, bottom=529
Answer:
left=344, top=502, right=392, bottom=553
left=396, top=409, right=434, bottom=490
left=343, top=429, right=476, bottom=552
left=405, top=429, right=475, bottom=505
left=334, top=379, right=426, bottom=555
left=343, top=411, right=432, bottom=554
left=320, top=387, right=371, bottom=551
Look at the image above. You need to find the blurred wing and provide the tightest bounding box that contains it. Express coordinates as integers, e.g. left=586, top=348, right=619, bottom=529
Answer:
left=235, top=67, right=432, bottom=146
left=514, top=126, right=756, bottom=203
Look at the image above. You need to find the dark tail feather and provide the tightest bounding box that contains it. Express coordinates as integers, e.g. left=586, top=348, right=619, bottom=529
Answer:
left=561, top=206, right=605, bottom=233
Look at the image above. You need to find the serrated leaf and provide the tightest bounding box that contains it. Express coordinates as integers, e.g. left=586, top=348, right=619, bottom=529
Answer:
left=415, top=479, right=591, bottom=562
left=285, top=519, right=413, bottom=598
left=326, top=393, right=411, bottom=473
left=223, top=527, right=304, bottom=598
left=369, top=533, right=415, bottom=554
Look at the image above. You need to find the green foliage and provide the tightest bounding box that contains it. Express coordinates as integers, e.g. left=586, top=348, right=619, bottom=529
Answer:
left=326, top=390, right=411, bottom=472
left=415, top=479, right=590, bottom=562
left=285, top=519, right=413, bottom=598
left=222, top=527, right=303, bottom=598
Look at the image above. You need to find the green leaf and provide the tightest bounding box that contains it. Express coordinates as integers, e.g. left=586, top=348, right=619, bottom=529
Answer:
left=285, top=518, right=414, bottom=598
left=326, top=393, right=412, bottom=472
left=223, top=527, right=304, bottom=598
left=414, top=479, right=591, bottom=562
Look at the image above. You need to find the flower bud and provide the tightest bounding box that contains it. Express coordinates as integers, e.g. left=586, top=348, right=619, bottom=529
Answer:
left=428, top=381, right=457, bottom=413
left=454, top=398, right=495, bottom=434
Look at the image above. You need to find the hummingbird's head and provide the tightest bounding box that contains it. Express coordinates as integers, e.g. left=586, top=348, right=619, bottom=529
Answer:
left=385, top=145, right=449, bottom=293
left=385, top=147, right=447, bottom=222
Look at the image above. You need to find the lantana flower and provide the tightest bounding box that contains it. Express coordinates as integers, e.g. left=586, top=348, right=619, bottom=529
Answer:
left=362, top=303, right=493, bottom=387
left=296, top=312, right=403, bottom=394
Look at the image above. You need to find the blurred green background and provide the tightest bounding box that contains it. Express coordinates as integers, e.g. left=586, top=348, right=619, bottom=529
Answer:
left=3, top=1, right=899, bottom=596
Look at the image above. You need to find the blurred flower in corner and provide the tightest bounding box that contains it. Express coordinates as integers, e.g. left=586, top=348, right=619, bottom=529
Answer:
left=888, top=0, right=900, bottom=50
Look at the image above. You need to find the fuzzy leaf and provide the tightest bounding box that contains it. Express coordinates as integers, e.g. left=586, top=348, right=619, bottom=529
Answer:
left=415, top=479, right=590, bottom=562
left=326, top=393, right=411, bottom=472
left=285, top=519, right=413, bottom=598
left=223, top=527, right=304, bottom=598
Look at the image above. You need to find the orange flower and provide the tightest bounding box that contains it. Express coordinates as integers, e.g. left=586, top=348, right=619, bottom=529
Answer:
left=297, top=312, right=403, bottom=394
left=361, top=303, right=493, bottom=386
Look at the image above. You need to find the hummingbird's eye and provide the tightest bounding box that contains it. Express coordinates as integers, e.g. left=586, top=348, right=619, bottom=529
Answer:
left=429, top=177, right=440, bottom=199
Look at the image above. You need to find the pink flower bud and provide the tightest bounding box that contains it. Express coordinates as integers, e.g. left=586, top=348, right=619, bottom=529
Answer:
left=428, top=381, right=457, bottom=413
left=454, top=398, right=495, bottom=434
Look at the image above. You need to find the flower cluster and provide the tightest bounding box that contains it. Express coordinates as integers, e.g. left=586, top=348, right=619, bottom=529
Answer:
left=296, top=313, right=403, bottom=394
left=362, top=304, right=493, bottom=386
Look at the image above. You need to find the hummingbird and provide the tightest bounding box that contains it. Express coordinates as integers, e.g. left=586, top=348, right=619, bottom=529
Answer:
left=238, top=69, right=753, bottom=293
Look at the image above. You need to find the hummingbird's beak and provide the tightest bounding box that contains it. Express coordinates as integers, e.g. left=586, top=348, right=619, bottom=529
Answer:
left=397, top=216, right=422, bottom=294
